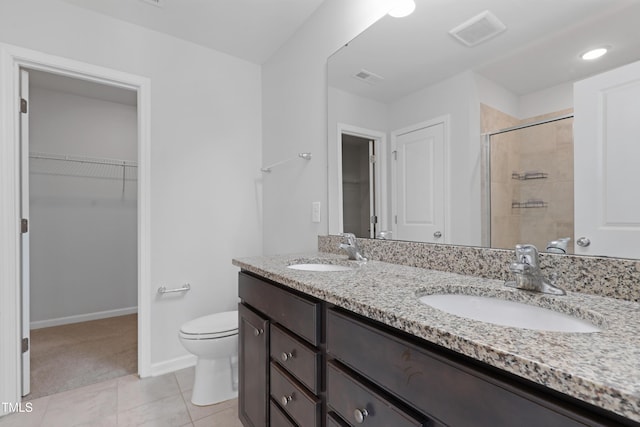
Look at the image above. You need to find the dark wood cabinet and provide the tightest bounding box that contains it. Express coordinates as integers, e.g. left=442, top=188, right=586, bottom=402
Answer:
left=271, top=324, right=321, bottom=394
left=326, top=307, right=632, bottom=427
left=327, top=361, right=427, bottom=427
left=238, top=271, right=323, bottom=426
left=270, top=400, right=297, bottom=427
left=238, top=302, right=269, bottom=427
left=239, top=270, right=637, bottom=427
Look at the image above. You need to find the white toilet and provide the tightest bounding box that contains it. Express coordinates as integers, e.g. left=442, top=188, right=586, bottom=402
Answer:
left=179, top=310, right=239, bottom=406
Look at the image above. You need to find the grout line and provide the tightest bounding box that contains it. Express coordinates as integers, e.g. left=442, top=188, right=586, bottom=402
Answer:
left=177, top=375, right=196, bottom=424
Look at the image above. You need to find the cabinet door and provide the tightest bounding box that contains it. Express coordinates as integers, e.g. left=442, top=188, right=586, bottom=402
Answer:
left=238, top=303, right=269, bottom=427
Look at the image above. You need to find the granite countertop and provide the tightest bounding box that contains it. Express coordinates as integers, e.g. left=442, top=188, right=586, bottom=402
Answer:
left=233, top=252, right=640, bottom=422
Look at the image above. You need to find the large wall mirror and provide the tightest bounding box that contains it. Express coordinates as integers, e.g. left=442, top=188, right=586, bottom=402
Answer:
left=327, top=0, right=640, bottom=259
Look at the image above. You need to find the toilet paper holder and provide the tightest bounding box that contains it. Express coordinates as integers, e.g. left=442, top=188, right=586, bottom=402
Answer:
left=157, top=283, right=191, bottom=295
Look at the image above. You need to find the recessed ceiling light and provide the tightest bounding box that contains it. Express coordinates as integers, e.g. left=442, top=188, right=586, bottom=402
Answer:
left=581, top=47, right=608, bottom=61
left=388, top=0, right=416, bottom=18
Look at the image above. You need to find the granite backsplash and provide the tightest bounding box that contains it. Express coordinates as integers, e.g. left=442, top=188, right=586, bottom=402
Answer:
left=318, top=235, right=640, bottom=302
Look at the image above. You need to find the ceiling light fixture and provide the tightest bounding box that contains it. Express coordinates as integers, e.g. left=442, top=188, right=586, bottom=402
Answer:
left=388, top=0, right=416, bottom=18
left=581, top=47, right=608, bottom=61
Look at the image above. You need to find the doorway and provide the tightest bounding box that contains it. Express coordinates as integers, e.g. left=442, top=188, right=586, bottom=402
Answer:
left=0, top=44, right=151, bottom=410
left=23, top=69, right=138, bottom=398
left=337, top=125, right=386, bottom=239
left=341, top=134, right=376, bottom=238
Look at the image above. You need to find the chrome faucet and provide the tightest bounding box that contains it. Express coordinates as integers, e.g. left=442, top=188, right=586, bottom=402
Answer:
left=505, top=244, right=565, bottom=295
left=339, top=233, right=367, bottom=262
left=546, top=237, right=571, bottom=254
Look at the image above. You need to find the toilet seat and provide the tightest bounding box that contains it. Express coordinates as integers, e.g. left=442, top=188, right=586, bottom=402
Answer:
left=180, top=310, right=238, bottom=340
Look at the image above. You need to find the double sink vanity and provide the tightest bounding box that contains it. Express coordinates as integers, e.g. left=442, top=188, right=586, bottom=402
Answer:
left=233, top=237, right=640, bottom=426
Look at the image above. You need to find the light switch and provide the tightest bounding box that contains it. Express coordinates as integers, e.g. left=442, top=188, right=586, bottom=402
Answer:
left=312, top=201, right=321, bottom=223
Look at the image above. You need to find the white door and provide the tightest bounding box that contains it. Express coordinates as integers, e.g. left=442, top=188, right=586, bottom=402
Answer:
left=392, top=122, right=445, bottom=242
left=20, top=68, right=30, bottom=396
left=574, top=59, right=640, bottom=258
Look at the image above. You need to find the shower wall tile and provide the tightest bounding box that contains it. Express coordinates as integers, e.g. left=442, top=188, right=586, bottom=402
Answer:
left=485, top=105, right=574, bottom=252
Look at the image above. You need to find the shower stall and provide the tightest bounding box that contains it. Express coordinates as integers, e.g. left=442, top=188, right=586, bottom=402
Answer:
left=484, top=114, right=575, bottom=253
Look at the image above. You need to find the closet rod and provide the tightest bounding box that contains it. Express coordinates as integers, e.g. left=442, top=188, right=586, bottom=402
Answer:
left=29, top=151, right=138, bottom=167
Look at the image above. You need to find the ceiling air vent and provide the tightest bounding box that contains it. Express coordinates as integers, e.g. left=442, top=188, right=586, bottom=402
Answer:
left=139, top=0, right=165, bottom=8
left=352, top=69, right=384, bottom=85
left=449, top=10, right=506, bottom=47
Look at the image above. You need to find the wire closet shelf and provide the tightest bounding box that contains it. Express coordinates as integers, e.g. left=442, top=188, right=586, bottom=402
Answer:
left=29, top=151, right=138, bottom=193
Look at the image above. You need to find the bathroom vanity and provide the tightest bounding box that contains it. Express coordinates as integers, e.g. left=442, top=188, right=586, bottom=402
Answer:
left=235, top=251, right=640, bottom=427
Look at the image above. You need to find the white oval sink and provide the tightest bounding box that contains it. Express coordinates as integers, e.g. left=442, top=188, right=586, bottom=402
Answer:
left=419, top=294, right=601, bottom=333
left=287, top=263, right=354, bottom=272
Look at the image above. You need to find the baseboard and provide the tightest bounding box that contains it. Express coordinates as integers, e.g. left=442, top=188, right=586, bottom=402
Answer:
left=30, top=306, right=138, bottom=329
left=149, top=354, right=196, bottom=377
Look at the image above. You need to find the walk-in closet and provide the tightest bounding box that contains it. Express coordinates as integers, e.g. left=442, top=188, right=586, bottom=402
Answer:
left=25, top=69, right=138, bottom=398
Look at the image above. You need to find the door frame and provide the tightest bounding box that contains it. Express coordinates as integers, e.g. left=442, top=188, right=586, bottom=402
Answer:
left=0, top=43, right=152, bottom=410
left=335, top=123, right=387, bottom=236
left=390, top=116, right=451, bottom=243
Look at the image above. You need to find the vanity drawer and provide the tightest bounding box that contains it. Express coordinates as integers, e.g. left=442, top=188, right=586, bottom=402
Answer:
left=271, top=324, right=321, bottom=394
left=327, top=412, right=349, bottom=427
left=239, top=272, right=320, bottom=345
left=327, top=361, right=426, bottom=427
left=327, top=308, right=601, bottom=427
left=270, top=400, right=297, bottom=427
left=270, top=362, right=321, bottom=427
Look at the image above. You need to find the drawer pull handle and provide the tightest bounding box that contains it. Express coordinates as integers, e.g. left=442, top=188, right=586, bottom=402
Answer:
left=281, top=351, right=294, bottom=362
left=354, top=408, right=369, bottom=424
left=281, top=394, right=294, bottom=406
left=253, top=327, right=264, bottom=336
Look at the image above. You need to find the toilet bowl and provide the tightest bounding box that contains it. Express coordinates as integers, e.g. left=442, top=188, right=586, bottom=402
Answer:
left=179, top=310, right=238, bottom=406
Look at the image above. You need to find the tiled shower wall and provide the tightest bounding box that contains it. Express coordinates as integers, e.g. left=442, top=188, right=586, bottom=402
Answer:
left=482, top=104, right=574, bottom=252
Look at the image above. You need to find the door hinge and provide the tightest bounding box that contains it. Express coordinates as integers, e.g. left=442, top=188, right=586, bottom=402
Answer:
left=370, top=215, right=378, bottom=224
left=20, top=98, right=27, bottom=114
left=22, top=337, right=29, bottom=353
left=369, top=155, right=376, bottom=163
left=394, top=215, right=398, bottom=224
left=21, top=218, right=28, bottom=233
left=392, top=150, right=398, bottom=160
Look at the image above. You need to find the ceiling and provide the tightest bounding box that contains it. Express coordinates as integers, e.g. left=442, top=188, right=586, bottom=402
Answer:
left=328, top=0, right=640, bottom=103
left=60, top=0, right=326, bottom=64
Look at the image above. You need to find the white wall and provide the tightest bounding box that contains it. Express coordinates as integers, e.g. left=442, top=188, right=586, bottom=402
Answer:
left=0, top=0, right=262, bottom=370
left=476, top=74, right=574, bottom=119
left=329, top=71, right=485, bottom=246
left=519, top=82, right=573, bottom=118
left=262, top=0, right=394, bottom=255
left=29, top=86, right=137, bottom=327
left=389, top=71, right=482, bottom=246
left=327, top=87, right=389, bottom=235
left=475, top=73, right=520, bottom=118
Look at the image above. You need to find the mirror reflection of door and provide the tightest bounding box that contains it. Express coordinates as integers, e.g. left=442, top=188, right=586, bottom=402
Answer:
left=341, top=134, right=376, bottom=238
left=392, top=122, right=445, bottom=243
left=574, top=60, right=640, bottom=259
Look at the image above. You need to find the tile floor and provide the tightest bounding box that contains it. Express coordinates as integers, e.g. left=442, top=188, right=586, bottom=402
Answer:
left=0, top=367, right=242, bottom=427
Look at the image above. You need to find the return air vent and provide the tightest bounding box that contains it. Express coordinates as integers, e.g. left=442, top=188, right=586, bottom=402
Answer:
left=449, top=10, right=506, bottom=47
left=140, top=0, right=165, bottom=8
left=352, top=69, right=384, bottom=85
